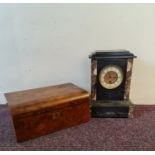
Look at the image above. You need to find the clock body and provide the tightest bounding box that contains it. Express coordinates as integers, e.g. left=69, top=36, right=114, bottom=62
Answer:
left=89, top=50, right=136, bottom=118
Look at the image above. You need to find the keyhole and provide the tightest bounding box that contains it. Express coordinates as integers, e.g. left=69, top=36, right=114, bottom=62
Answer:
left=52, top=111, right=60, bottom=120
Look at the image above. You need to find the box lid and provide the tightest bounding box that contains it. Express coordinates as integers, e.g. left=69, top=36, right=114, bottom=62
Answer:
left=5, top=83, right=89, bottom=117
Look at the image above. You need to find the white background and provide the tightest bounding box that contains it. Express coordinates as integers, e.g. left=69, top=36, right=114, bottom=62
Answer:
left=0, top=3, right=155, bottom=104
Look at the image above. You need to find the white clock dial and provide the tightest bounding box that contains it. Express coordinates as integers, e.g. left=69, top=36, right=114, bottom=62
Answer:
left=99, top=65, right=123, bottom=89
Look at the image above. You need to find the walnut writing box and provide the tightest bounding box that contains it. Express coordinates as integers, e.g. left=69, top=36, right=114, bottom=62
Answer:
left=5, top=83, right=90, bottom=142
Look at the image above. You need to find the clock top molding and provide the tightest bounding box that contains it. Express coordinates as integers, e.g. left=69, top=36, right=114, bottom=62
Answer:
left=89, top=50, right=137, bottom=59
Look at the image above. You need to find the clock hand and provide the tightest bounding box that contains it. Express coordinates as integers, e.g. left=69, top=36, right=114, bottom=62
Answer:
left=108, top=72, right=111, bottom=78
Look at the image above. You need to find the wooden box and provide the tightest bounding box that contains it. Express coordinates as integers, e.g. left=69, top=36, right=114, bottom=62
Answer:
left=5, top=83, right=90, bottom=142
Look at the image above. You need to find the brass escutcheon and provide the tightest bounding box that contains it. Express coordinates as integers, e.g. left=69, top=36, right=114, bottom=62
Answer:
left=52, top=111, right=60, bottom=120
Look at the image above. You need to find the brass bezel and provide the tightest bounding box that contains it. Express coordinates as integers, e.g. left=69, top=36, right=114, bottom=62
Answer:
left=99, top=65, right=124, bottom=89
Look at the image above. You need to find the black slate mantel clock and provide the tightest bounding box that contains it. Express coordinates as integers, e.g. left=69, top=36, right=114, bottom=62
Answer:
left=89, top=50, right=137, bottom=118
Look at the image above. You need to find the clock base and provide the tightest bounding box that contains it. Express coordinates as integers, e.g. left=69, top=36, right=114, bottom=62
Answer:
left=91, top=100, right=134, bottom=118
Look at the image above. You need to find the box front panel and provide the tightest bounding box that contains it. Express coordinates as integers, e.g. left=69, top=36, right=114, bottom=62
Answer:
left=13, top=98, right=90, bottom=142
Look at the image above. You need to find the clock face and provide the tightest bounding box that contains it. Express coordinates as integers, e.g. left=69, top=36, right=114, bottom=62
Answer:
left=99, top=65, right=123, bottom=89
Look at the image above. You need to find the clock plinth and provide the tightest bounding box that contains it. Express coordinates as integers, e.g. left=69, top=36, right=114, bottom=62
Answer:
left=89, top=50, right=137, bottom=118
left=91, top=100, right=134, bottom=118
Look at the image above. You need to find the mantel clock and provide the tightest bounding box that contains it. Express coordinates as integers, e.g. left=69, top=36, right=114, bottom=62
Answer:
left=89, top=50, right=137, bottom=118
